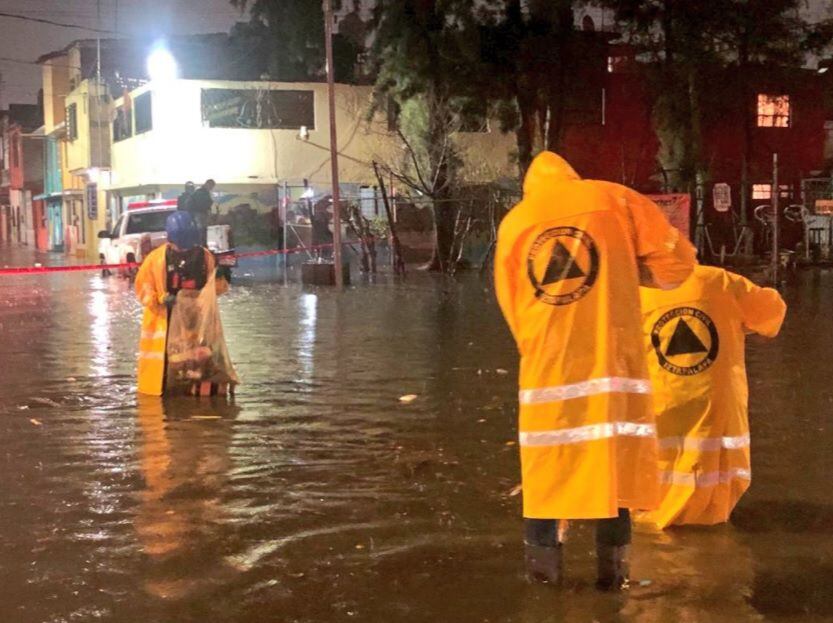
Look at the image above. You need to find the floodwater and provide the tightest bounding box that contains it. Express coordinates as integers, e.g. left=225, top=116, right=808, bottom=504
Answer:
left=1, top=243, right=832, bottom=623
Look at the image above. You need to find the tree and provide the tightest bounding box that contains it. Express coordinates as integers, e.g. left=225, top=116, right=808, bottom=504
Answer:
left=228, top=0, right=358, bottom=81
left=714, top=0, right=821, bottom=237
left=370, top=0, right=475, bottom=272
left=604, top=0, right=832, bottom=248
left=475, top=1, right=583, bottom=176
left=601, top=0, right=728, bottom=196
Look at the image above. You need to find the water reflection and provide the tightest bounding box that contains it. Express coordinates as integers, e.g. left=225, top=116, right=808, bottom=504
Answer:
left=295, top=293, right=317, bottom=385
left=4, top=248, right=833, bottom=622
left=134, top=395, right=240, bottom=600
left=88, top=280, right=112, bottom=378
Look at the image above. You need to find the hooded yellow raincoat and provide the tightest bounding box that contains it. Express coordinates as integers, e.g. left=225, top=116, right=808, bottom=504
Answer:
left=639, top=265, right=786, bottom=528
left=135, top=244, right=228, bottom=396
left=495, top=152, right=697, bottom=520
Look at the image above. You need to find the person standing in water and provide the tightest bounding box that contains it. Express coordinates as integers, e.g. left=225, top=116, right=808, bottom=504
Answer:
left=494, top=151, right=697, bottom=589
left=135, top=211, right=236, bottom=397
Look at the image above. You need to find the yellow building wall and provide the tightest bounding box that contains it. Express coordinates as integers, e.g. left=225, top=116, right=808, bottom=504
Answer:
left=63, top=79, right=112, bottom=261
left=42, top=58, right=70, bottom=134
left=65, top=80, right=111, bottom=173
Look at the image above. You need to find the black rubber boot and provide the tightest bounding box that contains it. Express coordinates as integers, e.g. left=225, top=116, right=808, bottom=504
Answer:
left=596, top=544, right=629, bottom=591
left=524, top=542, right=563, bottom=585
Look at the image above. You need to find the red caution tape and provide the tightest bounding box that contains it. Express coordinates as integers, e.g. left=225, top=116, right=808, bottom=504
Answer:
left=0, top=243, right=335, bottom=276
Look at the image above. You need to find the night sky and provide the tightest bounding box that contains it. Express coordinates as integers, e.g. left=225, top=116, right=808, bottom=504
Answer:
left=0, top=0, right=247, bottom=107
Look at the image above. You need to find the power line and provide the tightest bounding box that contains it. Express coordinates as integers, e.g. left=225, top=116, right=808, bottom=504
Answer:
left=0, top=10, right=119, bottom=34
left=0, top=56, right=81, bottom=70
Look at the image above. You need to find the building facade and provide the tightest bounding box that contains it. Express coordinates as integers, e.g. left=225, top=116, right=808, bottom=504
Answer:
left=105, top=77, right=516, bottom=219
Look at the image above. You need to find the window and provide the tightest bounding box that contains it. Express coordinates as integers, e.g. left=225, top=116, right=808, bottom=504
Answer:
left=67, top=103, right=78, bottom=141
left=125, top=210, right=175, bottom=235
left=752, top=183, right=791, bottom=200
left=111, top=214, right=125, bottom=238
left=201, top=89, right=315, bottom=129
left=607, top=56, right=630, bottom=73
left=134, top=92, right=152, bottom=134
left=113, top=106, right=132, bottom=142
left=11, top=137, right=19, bottom=168
left=757, top=94, right=791, bottom=128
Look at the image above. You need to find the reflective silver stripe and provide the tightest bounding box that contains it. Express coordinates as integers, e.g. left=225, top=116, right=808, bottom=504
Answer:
left=658, top=434, right=750, bottom=452
left=660, top=467, right=751, bottom=487
left=139, top=351, right=165, bottom=360
left=140, top=330, right=167, bottom=340
left=519, top=377, right=651, bottom=405
left=519, top=421, right=656, bottom=447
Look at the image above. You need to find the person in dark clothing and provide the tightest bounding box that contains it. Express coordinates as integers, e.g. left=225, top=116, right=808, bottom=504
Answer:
left=311, top=203, right=333, bottom=259
left=186, top=179, right=216, bottom=244
left=176, top=181, right=196, bottom=212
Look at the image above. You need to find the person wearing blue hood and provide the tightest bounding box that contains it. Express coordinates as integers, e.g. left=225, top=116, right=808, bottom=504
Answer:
left=135, top=211, right=235, bottom=396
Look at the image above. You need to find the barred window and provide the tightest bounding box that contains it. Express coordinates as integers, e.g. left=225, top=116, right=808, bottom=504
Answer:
left=113, top=106, right=132, bottom=142
left=67, top=103, right=78, bottom=141
left=201, top=89, right=315, bottom=129
left=752, top=183, right=791, bottom=200
left=757, top=94, right=791, bottom=128
left=134, top=92, right=152, bottom=134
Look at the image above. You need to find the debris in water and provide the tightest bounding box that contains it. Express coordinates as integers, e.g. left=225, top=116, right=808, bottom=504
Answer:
left=505, top=440, right=516, bottom=446
left=496, top=368, right=508, bottom=375
left=29, top=419, right=42, bottom=427
left=399, top=394, right=418, bottom=403
left=638, top=579, right=653, bottom=587
left=507, top=484, right=522, bottom=497
left=190, top=415, right=221, bottom=420
left=31, top=397, right=61, bottom=408
left=17, top=405, right=29, bottom=411
left=65, top=377, right=77, bottom=382
left=355, top=544, right=365, bottom=550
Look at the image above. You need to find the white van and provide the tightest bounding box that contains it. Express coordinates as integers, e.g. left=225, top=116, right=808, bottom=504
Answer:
left=98, top=199, right=235, bottom=276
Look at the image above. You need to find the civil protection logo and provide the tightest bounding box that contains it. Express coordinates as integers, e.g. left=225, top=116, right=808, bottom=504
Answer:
left=526, top=226, right=599, bottom=306
left=651, top=306, right=719, bottom=376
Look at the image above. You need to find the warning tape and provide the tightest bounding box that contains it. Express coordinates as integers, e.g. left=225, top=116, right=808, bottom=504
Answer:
left=0, top=243, right=335, bottom=276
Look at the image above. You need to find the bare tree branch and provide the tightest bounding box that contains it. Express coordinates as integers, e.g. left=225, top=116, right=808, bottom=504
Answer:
left=396, top=127, right=432, bottom=194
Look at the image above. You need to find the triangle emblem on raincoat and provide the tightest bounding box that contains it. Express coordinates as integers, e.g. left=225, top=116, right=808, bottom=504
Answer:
left=665, top=318, right=708, bottom=357
left=542, top=241, right=586, bottom=285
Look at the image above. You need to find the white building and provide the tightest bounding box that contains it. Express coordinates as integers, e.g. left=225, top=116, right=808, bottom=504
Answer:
left=106, top=78, right=515, bottom=210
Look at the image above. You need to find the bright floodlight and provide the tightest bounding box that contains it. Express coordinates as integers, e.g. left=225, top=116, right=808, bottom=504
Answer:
left=147, top=46, right=177, bottom=82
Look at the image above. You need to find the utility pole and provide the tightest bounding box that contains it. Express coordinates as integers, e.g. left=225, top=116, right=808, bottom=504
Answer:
left=771, top=153, right=779, bottom=285
left=324, top=0, right=343, bottom=286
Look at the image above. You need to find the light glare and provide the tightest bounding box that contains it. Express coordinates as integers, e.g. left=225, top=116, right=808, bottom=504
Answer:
left=147, top=46, right=178, bottom=82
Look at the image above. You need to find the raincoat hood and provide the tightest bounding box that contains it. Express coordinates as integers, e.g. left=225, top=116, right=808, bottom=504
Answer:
left=523, top=151, right=581, bottom=196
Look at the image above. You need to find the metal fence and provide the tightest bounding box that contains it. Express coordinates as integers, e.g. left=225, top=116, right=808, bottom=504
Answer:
left=801, top=178, right=833, bottom=213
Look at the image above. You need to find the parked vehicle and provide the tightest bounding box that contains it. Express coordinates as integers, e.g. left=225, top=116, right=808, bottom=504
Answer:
left=98, top=199, right=236, bottom=277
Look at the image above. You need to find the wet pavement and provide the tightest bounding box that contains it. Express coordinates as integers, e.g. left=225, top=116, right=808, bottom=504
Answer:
left=1, top=242, right=832, bottom=622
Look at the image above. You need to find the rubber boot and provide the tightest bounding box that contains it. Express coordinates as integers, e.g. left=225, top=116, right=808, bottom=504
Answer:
left=524, top=542, right=563, bottom=585
left=596, top=544, right=629, bottom=591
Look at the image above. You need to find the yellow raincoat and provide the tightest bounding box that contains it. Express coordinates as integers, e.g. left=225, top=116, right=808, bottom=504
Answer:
left=495, top=152, right=697, bottom=520
left=135, top=244, right=228, bottom=396
left=639, top=265, right=786, bottom=528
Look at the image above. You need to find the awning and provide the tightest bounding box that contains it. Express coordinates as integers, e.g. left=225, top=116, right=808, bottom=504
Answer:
left=33, top=189, right=84, bottom=201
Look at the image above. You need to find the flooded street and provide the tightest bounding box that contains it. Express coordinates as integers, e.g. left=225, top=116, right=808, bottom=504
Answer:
left=1, top=244, right=832, bottom=623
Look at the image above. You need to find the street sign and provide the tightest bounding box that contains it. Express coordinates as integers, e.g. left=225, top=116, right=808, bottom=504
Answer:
left=86, top=183, right=98, bottom=220
left=713, top=183, right=731, bottom=212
